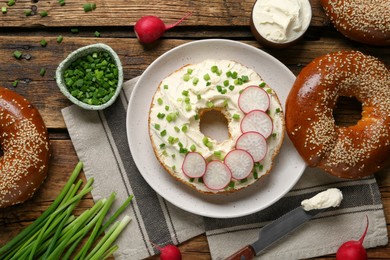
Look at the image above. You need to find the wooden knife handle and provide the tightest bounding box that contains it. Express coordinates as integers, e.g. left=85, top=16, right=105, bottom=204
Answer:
left=225, top=245, right=256, bottom=260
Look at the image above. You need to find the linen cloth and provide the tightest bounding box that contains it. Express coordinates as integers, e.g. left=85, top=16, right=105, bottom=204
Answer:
left=62, top=77, right=388, bottom=259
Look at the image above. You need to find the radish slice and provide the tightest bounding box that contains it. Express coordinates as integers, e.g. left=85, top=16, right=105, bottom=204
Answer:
left=224, top=149, right=254, bottom=180
left=203, top=161, right=232, bottom=190
left=182, top=152, right=206, bottom=178
left=236, top=132, right=268, bottom=162
left=238, top=86, right=270, bottom=113
left=240, top=110, right=273, bottom=138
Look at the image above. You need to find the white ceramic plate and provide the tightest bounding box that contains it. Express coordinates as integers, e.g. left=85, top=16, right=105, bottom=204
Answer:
left=126, top=39, right=305, bottom=218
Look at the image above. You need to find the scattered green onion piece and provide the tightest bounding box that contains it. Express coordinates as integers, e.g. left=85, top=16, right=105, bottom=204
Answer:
left=229, top=85, right=235, bottom=91
left=228, top=181, right=235, bottom=188
left=71, top=28, right=79, bottom=33
left=174, top=126, right=180, bottom=132
left=190, top=144, right=196, bottom=152
left=231, top=71, right=238, bottom=79
left=40, top=39, right=47, bottom=47
left=12, top=80, right=19, bottom=87
left=7, top=0, right=15, bottom=6
left=192, top=77, right=199, bottom=86
left=211, top=65, right=218, bottom=73
left=159, top=143, right=166, bottom=149
left=94, top=31, right=101, bottom=37
left=187, top=68, right=193, bottom=74
left=2, top=7, right=7, bottom=14
left=160, top=130, right=167, bottom=137
left=181, top=125, right=188, bottom=132
left=182, top=90, right=189, bottom=96
left=24, top=9, right=32, bottom=16
left=203, top=73, right=210, bottom=81
left=206, top=101, right=214, bottom=108
left=275, top=108, right=281, bottom=113
left=194, top=114, right=199, bottom=120
left=197, top=94, right=201, bottom=100
left=259, top=82, right=266, bottom=87
left=57, top=35, right=63, bottom=43
left=39, top=68, right=46, bottom=77
left=83, top=3, right=96, bottom=12
left=206, top=82, right=211, bottom=86
left=154, top=124, right=160, bottom=130
left=267, top=89, right=272, bottom=94
left=163, top=84, right=168, bottom=89
left=39, top=10, right=48, bottom=17
left=272, top=133, right=277, bottom=138
left=13, top=50, right=22, bottom=59
left=165, top=105, right=169, bottom=111
left=157, top=98, right=163, bottom=105
left=183, top=74, right=190, bottom=81
left=232, top=114, right=240, bottom=120
left=241, top=75, right=249, bottom=82
left=157, top=113, right=165, bottom=119
left=223, top=80, right=229, bottom=86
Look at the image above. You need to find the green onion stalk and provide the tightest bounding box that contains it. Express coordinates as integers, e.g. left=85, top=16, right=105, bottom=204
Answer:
left=0, top=162, right=133, bottom=259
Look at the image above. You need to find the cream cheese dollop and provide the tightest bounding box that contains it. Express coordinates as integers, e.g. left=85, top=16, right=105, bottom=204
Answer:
left=252, top=0, right=312, bottom=43
left=301, top=188, right=343, bottom=211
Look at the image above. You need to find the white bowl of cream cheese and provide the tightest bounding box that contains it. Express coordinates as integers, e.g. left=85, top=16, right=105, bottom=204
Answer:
left=250, top=0, right=312, bottom=48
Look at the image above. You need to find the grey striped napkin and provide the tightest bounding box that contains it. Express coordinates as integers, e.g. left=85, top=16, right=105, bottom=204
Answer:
left=62, top=77, right=388, bottom=260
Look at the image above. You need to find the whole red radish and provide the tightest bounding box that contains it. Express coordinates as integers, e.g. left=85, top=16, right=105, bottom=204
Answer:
left=151, top=242, right=182, bottom=260
left=134, top=13, right=191, bottom=43
left=336, top=216, right=369, bottom=260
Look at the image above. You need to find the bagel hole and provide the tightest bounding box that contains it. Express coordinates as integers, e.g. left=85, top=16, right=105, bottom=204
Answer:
left=199, top=109, right=229, bottom=143
left=332, top=96, right=362, bottom=127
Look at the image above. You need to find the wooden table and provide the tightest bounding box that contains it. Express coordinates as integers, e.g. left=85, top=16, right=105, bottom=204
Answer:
left=0, top=0, right=389, bottom=259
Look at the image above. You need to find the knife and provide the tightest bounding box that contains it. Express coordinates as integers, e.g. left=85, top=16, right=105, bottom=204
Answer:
left=225, top=207, right=324, bottom=260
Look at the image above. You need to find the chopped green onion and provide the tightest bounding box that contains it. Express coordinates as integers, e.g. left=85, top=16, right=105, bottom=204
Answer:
left=183, top=74, right=190, bottom=81
left=182, top=90, right=189, bottom=96
left=157, top=98, right=163, bottom=105
left=71, top=28, right=79, bottom=33
left=83, top=3, right=96, bottom=12
left=275, top=108, right=281, bottom=113
left=223, top=80, right=229, bottom=87
left=194, top=114, right=199, bottom=120
left=154, top=124, right=160, bottom=130
left=39, top=68, right=46, bottom=77
left=7, top=0, right=15, bottom=6
left=231, top=71, right=238, bottom=79
left=241, top=75, right=249, bottom=82
left=24, top=9, right=32, bottom=16
left=157, top=113, right=165, bottom=119
left=58, top=0, right=66, bottom=6
left=187, top=68, right=193, bottom=74
left=57, top=35, right=63, bottom=43
left=267, top=89, right=272, bottom=94
left=203, top=73, right=210, bottom=81
left=13, top=50, right=22, bottom=59
left=192, top=77, right=199, bottom=86
left=206, top=82, right=211, bottom=86
left=174, top=126, right=180, bottom=132
left=39, top=10, right=48, bottom=17
left=211, top=65, right=218, bottom=73
left=64, top=51, right=119, bottom=106
left=166, top=112, right=178, bottom=122
left=2, top=7, right=7, bottom=14
left=197, top=94, right=201, bottom=100
left=181, top=125, right=188, bottom=132
left=206, top=101, right=214, bottom=108
left=190, top=144, right=196, bottom=151
left=165, top=105, right=169, bottom=111
left=160, top=130, right=167, bottom=137
left=229, top=85, right=235, bottom=91
left=159, top=143, right=166, bottom=149
left=259, top=82, right=266, bottom=87
left=94, top=31, right=101, bottom=37
left=163, top=84, right=168, bottom=89
left=232, top=114, right=240, bottom=120
left=228, top=181, right=235, bottom=188
left=12, top=80, right=19, bottom=87
left=272, top=133, right=277, bottom=138
left=40, top=39, right=48, bottom=47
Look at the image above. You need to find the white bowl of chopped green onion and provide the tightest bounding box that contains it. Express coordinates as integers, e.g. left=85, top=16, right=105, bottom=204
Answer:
left=56, top=43, right=123, bottom=110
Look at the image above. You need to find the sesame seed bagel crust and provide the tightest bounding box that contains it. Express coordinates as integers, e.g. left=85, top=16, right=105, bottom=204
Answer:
left=0, top=87, right=50, bottom=208
left=320, top=0, right=390, bottom=46
left=285, top=51, right=390, bottom=179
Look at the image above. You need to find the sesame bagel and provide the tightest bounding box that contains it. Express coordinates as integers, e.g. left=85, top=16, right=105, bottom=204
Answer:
left=285, top=51, right=390, bottom=179
left=0, top=87, right=50, bottom=208
left=320, top=0, right=390, bottom=46
left=148, top=59, right=285, bottom=194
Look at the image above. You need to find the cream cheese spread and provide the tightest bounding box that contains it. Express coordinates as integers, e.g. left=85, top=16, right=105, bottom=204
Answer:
left=149, top=59, right=285, bottom=193
left=301, top=188, right=343, bottom=211
left=252, top=0, right=312, bottom=43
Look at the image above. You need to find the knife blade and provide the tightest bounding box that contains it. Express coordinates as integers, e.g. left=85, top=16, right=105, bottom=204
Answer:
left=225, top=207, right=324, bottom=260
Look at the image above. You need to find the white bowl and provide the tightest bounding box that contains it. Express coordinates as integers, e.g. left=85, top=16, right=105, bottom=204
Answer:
left=56, top=43, right=123, bottom=110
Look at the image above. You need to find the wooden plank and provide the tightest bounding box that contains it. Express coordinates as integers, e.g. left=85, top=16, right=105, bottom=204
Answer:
left=0, top=0, right=328, bottom=28
left=0, top=36, right=388, bottom=129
